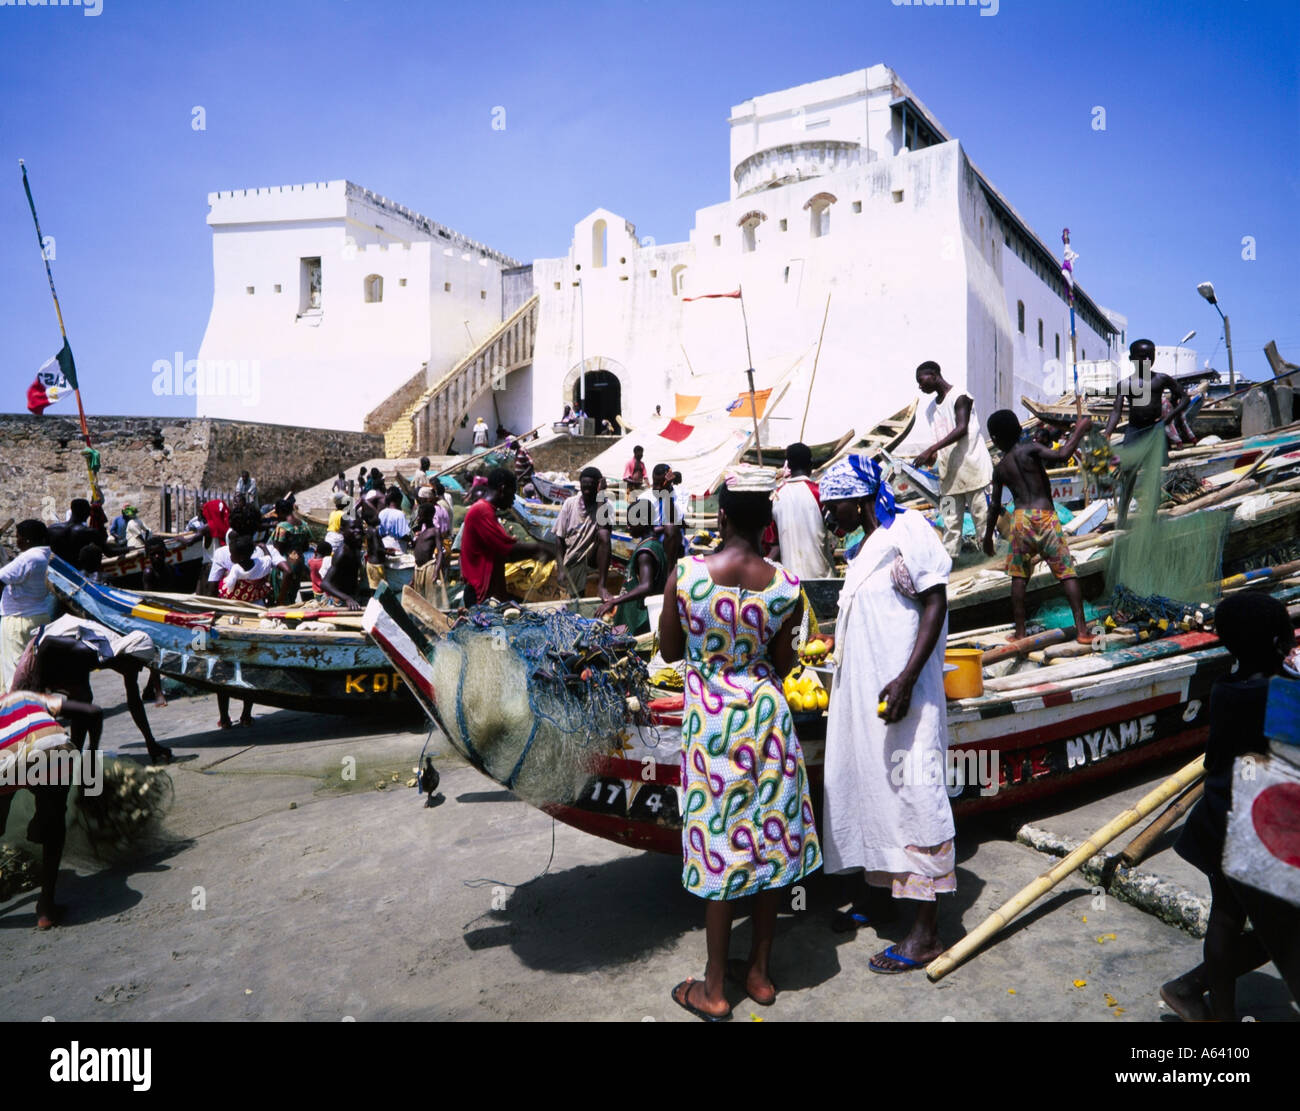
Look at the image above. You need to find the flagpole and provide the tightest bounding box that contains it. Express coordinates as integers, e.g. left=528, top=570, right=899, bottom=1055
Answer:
left=738, top=285, right=763, bottom=466
left=1062, top=228, right=1087, bottom=506
left=20, top=159, right=100, bottom=504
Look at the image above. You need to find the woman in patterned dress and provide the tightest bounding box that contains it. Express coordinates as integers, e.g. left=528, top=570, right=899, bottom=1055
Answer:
left=659, top=475, right=821, bottom=1020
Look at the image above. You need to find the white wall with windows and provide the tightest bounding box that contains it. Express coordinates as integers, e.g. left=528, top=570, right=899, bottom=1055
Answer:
left=196, top=180, right=517, bottom=430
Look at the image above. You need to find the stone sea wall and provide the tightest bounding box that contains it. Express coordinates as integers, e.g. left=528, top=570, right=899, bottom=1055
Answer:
left=0, top=414, right=381, bottom=532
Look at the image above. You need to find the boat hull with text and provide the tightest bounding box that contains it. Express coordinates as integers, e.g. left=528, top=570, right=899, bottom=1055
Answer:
left=47, top=557, right=418, bottom=716
left=364, top=584, right=1236, bottom=855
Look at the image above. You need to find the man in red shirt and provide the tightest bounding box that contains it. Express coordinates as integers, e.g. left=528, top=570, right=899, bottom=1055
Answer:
left=459, top=469, right=553, bottom=605
left=623, top=445, right=648, bottom=491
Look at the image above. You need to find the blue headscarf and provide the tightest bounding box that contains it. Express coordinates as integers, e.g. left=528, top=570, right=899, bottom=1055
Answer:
left=819, top=453, right=903, bottom=529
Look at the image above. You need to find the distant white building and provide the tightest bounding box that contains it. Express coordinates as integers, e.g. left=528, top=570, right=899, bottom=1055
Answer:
left=196, top=180, right=518, bottom=432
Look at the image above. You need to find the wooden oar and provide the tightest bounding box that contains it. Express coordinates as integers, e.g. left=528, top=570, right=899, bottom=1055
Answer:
left=1117, top=779, right=1205, bottom=869
left=980, top=628, right=1068, bottom=666
left=925, top=754, right=1206, bottom=981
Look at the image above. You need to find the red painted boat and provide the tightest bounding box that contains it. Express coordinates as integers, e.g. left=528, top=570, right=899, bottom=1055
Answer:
left=364, top=585, right=1235, bottom=855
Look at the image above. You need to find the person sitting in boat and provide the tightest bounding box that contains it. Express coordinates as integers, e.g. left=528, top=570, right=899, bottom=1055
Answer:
left=271, top=500, right=314, bottom=605
left=595, top=497, right=665, bottom=635
left=1103, top=338, right=1193, bottom=528
left=984, top=410, right=1094, bottom=644
left=219, top=534, right=275, bottom=605
left=77, top=543, right=104, bottom=585
left=555, top=468, right=613, bottom=601
left=108, top=503, right=130, bottom=549
left=1161, top=592, right=1300, bottom=1021
left=818, top=453, right=955, bottom=973
left=321, top=525, right=365, bottom=610
left=659, top=469, right=820, bottom=1020
left=0, top=690, right=103, bottom=929
left=122, top=506, right=151, bottom=552
left=459, top=469, right=553, bottom=606
left=141, top=538, right=181, bottom=594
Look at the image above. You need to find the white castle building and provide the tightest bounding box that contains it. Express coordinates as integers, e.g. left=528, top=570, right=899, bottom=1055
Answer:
left=197, top=66, right=1122, bottom=459
left=195, top=180, right=519, bottom=432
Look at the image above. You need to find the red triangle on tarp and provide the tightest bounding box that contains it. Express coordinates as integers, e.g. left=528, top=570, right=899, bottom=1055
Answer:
left=659, top=419, right=695, bottom=443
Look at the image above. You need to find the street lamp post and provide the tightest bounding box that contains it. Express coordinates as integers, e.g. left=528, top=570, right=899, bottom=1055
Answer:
left=1197, top=282, right=1235, bottom=389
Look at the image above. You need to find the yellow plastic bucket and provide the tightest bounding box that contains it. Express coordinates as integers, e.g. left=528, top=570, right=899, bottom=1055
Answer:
left=943, top=648, right=984, bottom=700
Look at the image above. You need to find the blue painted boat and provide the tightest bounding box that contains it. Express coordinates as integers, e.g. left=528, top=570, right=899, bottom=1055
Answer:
left=46, top=556, right=417, bottom=716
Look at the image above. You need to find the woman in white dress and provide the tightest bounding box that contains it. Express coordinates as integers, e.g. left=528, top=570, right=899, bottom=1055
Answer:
left=819, top=454, right=955, bottom=973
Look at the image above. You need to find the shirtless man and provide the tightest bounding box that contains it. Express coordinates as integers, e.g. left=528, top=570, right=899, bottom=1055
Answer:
left=1104, top=338, right=1191, bottom=528
left=984, top=410, right=1094, bottom=643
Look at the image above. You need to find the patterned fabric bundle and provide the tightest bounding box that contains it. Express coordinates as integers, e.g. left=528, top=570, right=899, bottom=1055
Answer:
left=818, top=454, right=903, bottom=528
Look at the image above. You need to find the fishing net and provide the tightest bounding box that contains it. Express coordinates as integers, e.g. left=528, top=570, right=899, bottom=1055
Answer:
left=74, top=758, right=174, bottom=860
left=1106, top=424, right=1228, bottom=618
left=428, top=606, right=657, bottom=805
left=1031, top=598, right=1106, bottom=631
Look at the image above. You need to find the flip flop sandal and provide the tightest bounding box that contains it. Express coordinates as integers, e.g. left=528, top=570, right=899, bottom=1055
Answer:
left=671, top=979, right=732, bottom=1022
left=726, top=959, right=776, bottom=1006
left=868, top=946, right=925, bottom=974
left=831, top=907, right=873, bottom=933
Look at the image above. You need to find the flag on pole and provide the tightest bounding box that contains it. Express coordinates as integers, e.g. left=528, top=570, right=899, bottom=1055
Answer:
left=726, top=387, right=772, bottom=420
left=26, top=342, right=75, bottom=414
left=682, top=290, right=741, bottom=302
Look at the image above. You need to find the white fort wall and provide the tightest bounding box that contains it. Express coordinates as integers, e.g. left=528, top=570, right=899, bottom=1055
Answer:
left=196, top=181, right=516, bottom=431
left=526, top=139, right=1111, bottom=450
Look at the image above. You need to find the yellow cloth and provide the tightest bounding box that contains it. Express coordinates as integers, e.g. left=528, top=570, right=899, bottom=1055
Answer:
left=504, top=559, right=566, bottom=602
left=365, top=563, right=387, bottom=589
left=328, top=510, right=344, bottom=532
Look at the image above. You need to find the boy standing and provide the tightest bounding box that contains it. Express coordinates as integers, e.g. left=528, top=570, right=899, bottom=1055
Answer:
left=983, top=410, right=1093, bottom=643
left=914, top=361, right=993, bottom=559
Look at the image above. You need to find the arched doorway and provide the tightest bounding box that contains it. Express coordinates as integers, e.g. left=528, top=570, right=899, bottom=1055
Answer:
left=575, top=370, right=621, bottom=430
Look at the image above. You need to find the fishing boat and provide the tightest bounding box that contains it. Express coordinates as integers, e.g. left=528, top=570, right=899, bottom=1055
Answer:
left=99, top=531, right=206, bottom=587
left=364, top=581, right=1296, bottom=855
left=1024, top=392, right=1240, bottom=440
left=46, top=557, right=418, bottom=716
left=530, top=473, right=578, bottom=503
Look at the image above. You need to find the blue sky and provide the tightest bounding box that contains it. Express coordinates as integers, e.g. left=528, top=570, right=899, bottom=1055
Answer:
left=2, top=0, right=1297, bottom=416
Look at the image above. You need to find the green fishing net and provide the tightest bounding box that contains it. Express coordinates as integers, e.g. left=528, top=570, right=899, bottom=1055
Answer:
left=1106, top=423, right=1228, bottom=615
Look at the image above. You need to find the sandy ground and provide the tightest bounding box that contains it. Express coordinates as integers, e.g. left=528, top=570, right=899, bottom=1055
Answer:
left=1, top=672, right=1295, bottom=1023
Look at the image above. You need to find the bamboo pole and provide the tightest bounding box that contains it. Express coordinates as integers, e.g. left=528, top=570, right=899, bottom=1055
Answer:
left=926, top=754, right=1206, bottom=981
left=799, top=293, right=832, bottom=441
left=737, top=286, right=764, bottom=466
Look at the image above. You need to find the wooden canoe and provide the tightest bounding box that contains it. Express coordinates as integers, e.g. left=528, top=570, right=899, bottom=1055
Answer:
left=363, top=583, right=1248, bottom=855
left=47, top=557, right=419, bottom=716
left=100, top=531, right=205, bottom=587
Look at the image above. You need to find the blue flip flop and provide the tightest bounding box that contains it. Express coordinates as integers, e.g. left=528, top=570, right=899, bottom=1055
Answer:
left=832, top=908, right=872, bottom=933
left=868, top=946, right=925, bottom=974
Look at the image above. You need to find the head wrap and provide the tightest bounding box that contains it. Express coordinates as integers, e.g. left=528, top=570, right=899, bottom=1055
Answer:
left=818, top=454, right=902, bottom=528
left=721, top=466, right=776, bottom=493
left=122, top=505, right=139, bottom=518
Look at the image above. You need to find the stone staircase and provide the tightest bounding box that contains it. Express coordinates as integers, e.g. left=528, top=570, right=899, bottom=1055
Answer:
left=382, top=294, right=539, bottom=458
